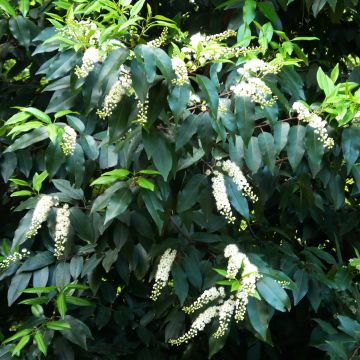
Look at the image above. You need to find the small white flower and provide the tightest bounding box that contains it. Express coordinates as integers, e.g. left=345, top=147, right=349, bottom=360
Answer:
left=211, top=172, right=235, bottom=224
left=205, top=30, right=237, bottom=42
left=171, top=57, right=189, bottom=86
left=292, top=101, right=311, bottom=120
left=241, top=59, right=281, bottom=76
left=26, top=195, right=58, bottom=238
left=213, top=298, right=236, bottom=338
left=183, top=287, right=225, bottom=314
left=221, top=160, right=258, bottom=203
left=190, top=32, right=204, bottom=47
left=150, top=248, right=177, bottom=301
left=97, top=66, right=132, bottom=119
left=61, top=126, right=77, bottom=156
left=74, top=47, right=101, bottom=78
left=169, top=306, right=218, bottom=345
left=231, top=77, right=277, bottom=108
left=134, top=96, right=149, bottom=126
left=54, top=204, right=71, bottom=259
left=292, top=102, right=334, bottom=149
left=147, top=27, right=168, bottom=48
left=0, top=249, right=30, bottom=270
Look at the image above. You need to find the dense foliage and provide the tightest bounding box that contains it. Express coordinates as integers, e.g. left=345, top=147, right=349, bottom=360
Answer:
left=0, top=0, right=360, bottom=359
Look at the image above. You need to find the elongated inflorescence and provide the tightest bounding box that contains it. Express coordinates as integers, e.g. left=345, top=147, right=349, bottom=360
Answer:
left=147, top=27, right=168, bottom=48
left=74, top=47, right=102, bottom=78
left=171, top=57, right=189, bottom=86
left=210, top=160, right=257, bottom=223
left=292, top=101, right=334, bottom=149
left=0, top=249, right=30, bottom=270
left=26, top=195, right=59, bottom=238
left=150, top=248, right=177, bottom=301
left=182, top=286, right=225, bottom=314
left=54, top=204, right=71, bottom=259
left=211, top=171, right=236, bottom=224
left=61, top=126, right=77, bottom=156
left=221, top=160, right=258, bottom=203
left=97, top=66, right=132, bottom=119
left=168, top=306, right=218, bottom=345
left=169, top=244, right=261, bottom=345
left=231, top=77, right=277, bottom=108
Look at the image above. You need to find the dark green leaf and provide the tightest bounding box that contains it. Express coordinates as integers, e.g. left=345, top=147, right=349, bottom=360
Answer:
left=52, top=179, right=84, bottom=200
left=9, top=16, right=31, bottom=49
left=168, top=84, right=190, bottom=117
left=245, top=137, right=262, bottom=173
left=18, top=251, right=54, bottom=272
left=274, top=122, right=290, bottom=154
left=225, top=176, right=249, bottom=220
left=1, top=152, right=17, bottom=182
left=172, top=264, right=188, bottom=305
left=4, top=127, right=48, bottom=153
left=305, top=126, right=324, bottom=177
left=196, top=75, right=218, bottom=118
left=8, top=272, right=32, bottom=306
left=177, top=174, right=206, bottom=213
left=104, top=189, right=132, bottom=224
left=143, top=130, right=172, bottom=180
left=141, top=190, right=164, bottom=233
left=235, top=96, right=255, bottom=145
left=292, top=269, right=309, bottom=305
left=286, top=125, right=306, bottom=171
left=258, top=132, right=276, bottom=173
left=342, top=127, right=360, bottom=174
left=247, top=297, right=274, bottom=342
left=257, top=277, right=291, bottom=312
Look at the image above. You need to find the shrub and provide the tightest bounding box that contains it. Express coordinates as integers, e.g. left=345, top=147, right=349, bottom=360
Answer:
left=0, top=0, right=359, bottom=359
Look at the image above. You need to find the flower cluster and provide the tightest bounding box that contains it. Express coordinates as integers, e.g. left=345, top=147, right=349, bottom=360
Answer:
left=26, top=195, right=58, bottom=238
left=213, top=298, right=236, bottom=338
left=181, top=32, right=259, bottom=71
left=292, top=102, right=334, bottom=149
left=210, top=160, right=257, bottom=223
left=240, top=58, right=282, bottom=77
left=211, top=171, right=235, bottom=224
left=97, top=66, right=132, bottom=119
left=231, top=77, right=277, bottom=108
left=221, top=160, right=258, bottom=203
left=54, top=204, right=71, bottom=259
left=169, top=306, right=218, bottom=345
left=134, top=96, right=149, bottom=126
left=277, top=280, right=291, bottom=287
left=74, top=47, right=102, bottom=78
left=188, top=92, right=201, bottom=107
left=150, top=248, right=177, bottom=301
left=234, top=263, right=261, bottom=321
left=61, top=126, right=77, bottom=156
left=147, top=27, right=168, bottom=48
left=218, top=98, right=230, bottom=113
left=59, top=20, right=100, bottom=46
left=171, top=57, right=189, bottom=86
left=169, top=244, right=261, bottom=345
left=183, top=286, right=225, bottom=314
left=0, top=249, right=30, bottom=270
left=224, top=244, right=246, bottom=278
left=205, top=30, right=237, bottom=42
